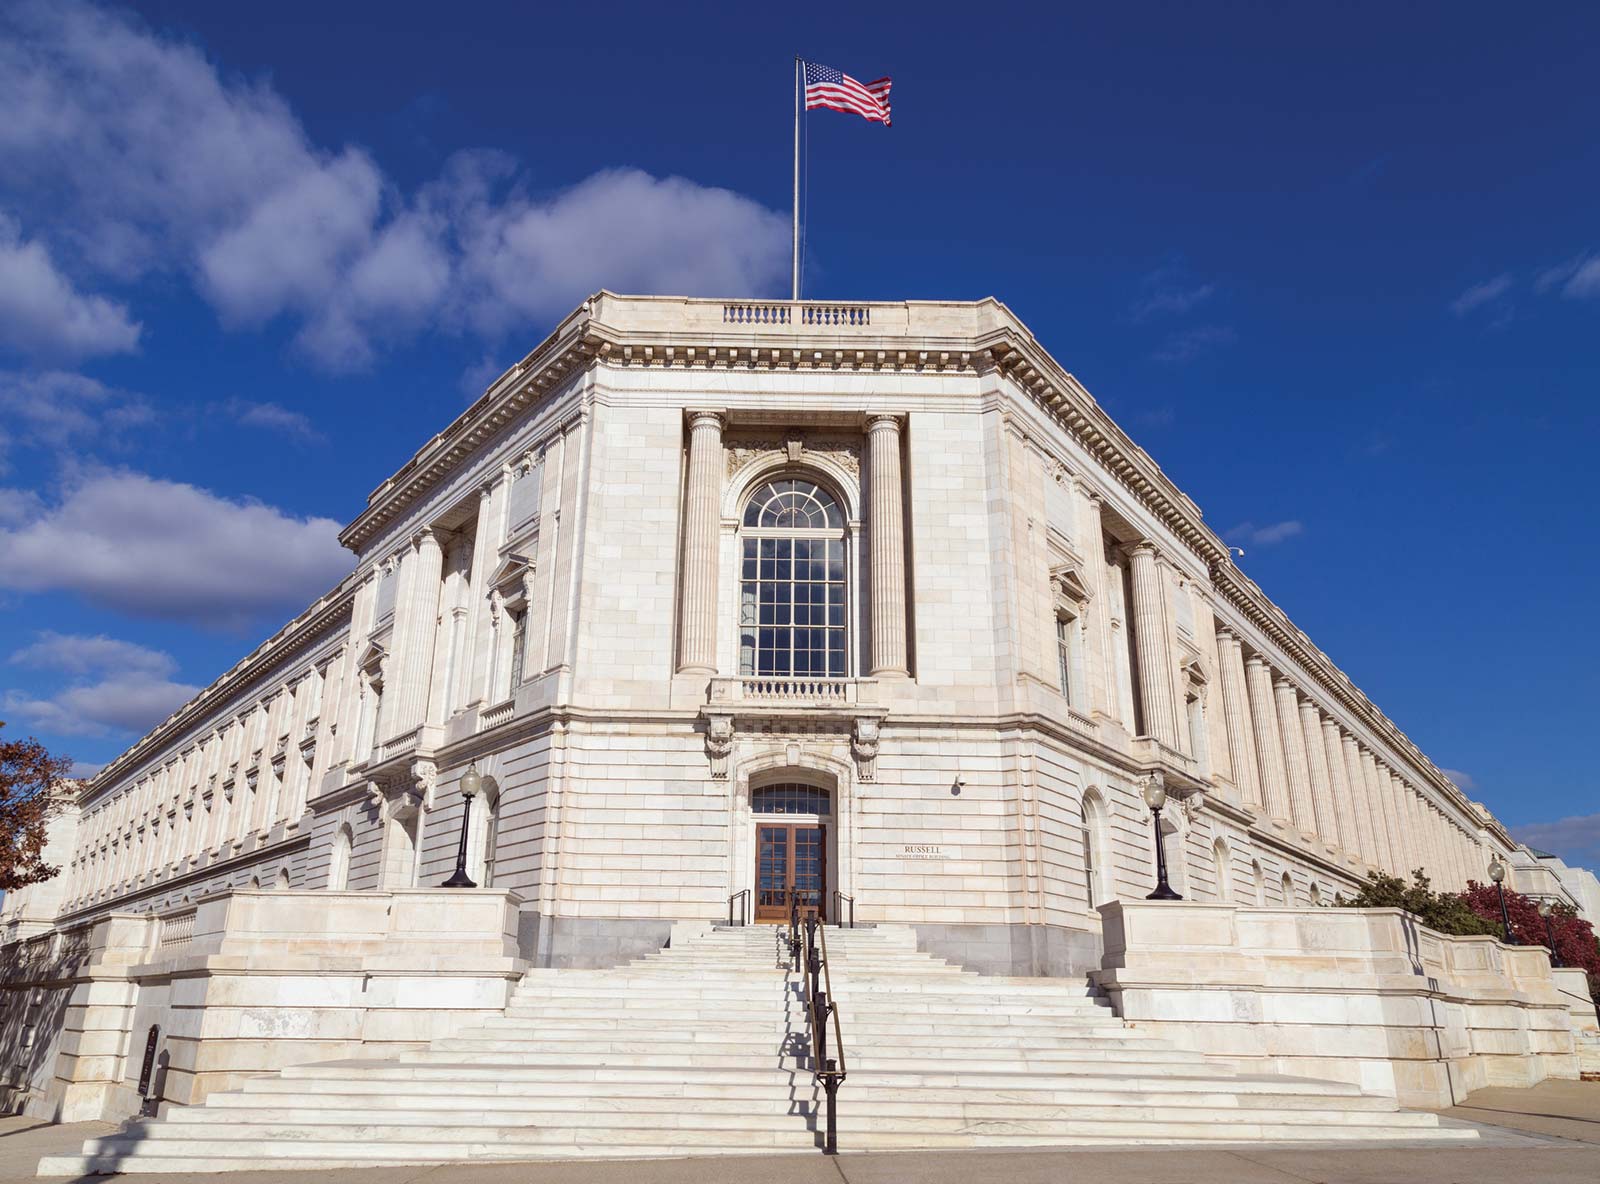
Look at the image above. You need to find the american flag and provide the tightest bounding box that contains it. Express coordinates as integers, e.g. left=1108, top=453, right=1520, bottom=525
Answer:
left=804, top=61, right=892, bottom=127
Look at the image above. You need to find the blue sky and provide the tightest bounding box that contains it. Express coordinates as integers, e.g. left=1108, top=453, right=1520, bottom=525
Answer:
left=1, top=1, right=1596, bottom=866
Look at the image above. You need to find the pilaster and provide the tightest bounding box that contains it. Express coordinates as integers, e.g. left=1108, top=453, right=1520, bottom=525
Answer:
left=678, top=410, right=725, bottom=674
left=1127, top=542, right=1179, bottom=747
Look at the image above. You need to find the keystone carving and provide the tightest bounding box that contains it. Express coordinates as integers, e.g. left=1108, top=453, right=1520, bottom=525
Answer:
left=852, top=717, right=880, bottom=782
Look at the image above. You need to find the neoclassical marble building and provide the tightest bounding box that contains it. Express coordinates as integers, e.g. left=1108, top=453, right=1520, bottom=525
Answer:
left=9, top=294, right=1523, bottom=972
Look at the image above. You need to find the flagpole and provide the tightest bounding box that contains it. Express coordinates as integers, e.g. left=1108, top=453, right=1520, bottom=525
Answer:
left=792, top=56, right=801, bottom=302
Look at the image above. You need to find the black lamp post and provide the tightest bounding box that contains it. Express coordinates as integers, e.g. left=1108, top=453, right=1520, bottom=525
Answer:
left=1488, top=855, right=1515, bottom=944
left=442, top=765, right=482, bottom=888
left=1143, top=776, right=1182, bottom=901
left=1538, top=899, right=1563, bottom=967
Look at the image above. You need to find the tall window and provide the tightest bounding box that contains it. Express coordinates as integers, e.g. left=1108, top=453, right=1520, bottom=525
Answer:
left=739, top=478, right=847, bottom=677
left=1083, top=793, right=1111, bottom=907
left=1056, top=614, right=1076, bottom=700
left=508, top=608, right=527, bottom=690
left=1212, top=838, right=1231, bottom=901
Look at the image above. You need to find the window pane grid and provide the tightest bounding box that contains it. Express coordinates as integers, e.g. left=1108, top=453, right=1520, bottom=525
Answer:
left=752, top=784, right=832, bottom=816
left=740, top=535, right=845, bottom=677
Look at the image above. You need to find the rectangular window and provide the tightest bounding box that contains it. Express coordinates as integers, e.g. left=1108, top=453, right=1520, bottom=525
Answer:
left=1056, top=614, right=1075, bottom=700
left=739, top=537, right=845, bottom=677
left=508, top=609, right=527, bottom=689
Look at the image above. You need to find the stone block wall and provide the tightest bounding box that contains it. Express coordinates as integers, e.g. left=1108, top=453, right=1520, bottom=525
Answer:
left=0, top=888, right=525, bottom=1123
left=1092, top=899, right=1591, bottom=1107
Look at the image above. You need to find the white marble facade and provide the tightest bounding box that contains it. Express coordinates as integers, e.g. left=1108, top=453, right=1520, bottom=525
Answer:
left=11, top=294, right=1526, bottom=973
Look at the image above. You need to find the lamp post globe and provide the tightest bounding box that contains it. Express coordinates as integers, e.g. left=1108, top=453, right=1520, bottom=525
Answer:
left=1143, top=776, right=1182, bottom=901
left=1487, top=856, right=1515, bottom=944
left=1538, top=899, right=1563, bottom=967
left=442, top=764, right=482, bottom=888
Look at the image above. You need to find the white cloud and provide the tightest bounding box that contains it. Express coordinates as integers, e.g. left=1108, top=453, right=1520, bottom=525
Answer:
left=1132, top=265, right=1215, bottom=320
left=1450, top=274, right=1512, bottom=317
left=0, top=213, right=141, bottom=358
left=0, top=370, right=153, bottom=468
left=217, top=398, right=325, bottom=444
left=1534, top=252, right=1600, bottom=300
left=1440, top=767, right=1479, bottom=792
left=1226, top=520, right=1305, bottom=547
left=0, top=470, right=350, bottom=627
left=3, top=673, right=199, bottom=737
left=69, top=760, right=104, bottom=778
left=1512, top=813, right=1600, bottom=868
left=1154, top=325, right=1236, bottom=363
left=3, top=632, right=196, bottom=737
left=0, top=2, right=788, bottom=371
left=10, top=631, right=177, bottom=677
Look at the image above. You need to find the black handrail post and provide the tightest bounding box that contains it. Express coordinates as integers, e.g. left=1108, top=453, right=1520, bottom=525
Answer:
left=822, top=1065, right=839, bottom=1155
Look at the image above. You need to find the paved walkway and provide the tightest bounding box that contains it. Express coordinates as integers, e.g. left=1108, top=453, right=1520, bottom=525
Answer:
left=5, top=1079, right=1598, bottom=1184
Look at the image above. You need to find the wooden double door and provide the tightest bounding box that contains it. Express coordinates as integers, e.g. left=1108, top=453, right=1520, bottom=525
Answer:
left=755, top=823, right=826, bottom=923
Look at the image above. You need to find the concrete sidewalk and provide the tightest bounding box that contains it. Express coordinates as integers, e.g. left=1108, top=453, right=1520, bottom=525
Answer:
left=5, top=1079, right=1597, bottom=1184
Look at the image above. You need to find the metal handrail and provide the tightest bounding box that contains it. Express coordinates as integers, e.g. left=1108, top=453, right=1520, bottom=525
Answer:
left=832, top=891, right=855, bottom=928
left=726, top=889, right=750, bottom=927
left=802, top=911, right=847, bottom=1153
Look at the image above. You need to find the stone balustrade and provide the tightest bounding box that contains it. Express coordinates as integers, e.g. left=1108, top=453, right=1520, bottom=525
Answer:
left=1092, top=900, right=1591, bottom=1108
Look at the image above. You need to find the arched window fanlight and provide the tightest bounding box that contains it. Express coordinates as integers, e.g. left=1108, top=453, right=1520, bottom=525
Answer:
left=742, top=479, right=843, bottom=529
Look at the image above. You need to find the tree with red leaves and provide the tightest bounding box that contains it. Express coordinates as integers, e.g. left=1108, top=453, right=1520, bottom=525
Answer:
left=1462, top=880, right=1600, bottom=997
left=0, top=722, right=73, bottom=892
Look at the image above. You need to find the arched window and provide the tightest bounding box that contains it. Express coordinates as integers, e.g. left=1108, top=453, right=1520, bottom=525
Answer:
left=328, top=824, right=353, bottom=890
left=1252, top=859, right=1265, bottom=904
left=1082, top=792, right=1112, bottom=907
left=739, top=478, right=847, bottom=678
left=274, top=868, right=291, bottom=891
left=469, top=784, right=500, bottom=887
left=1308, top=882, right=1323, bottom=906
left=1212, top=838, right=1231, bottom=901
left=1280, top=871, right=1295, bottom=905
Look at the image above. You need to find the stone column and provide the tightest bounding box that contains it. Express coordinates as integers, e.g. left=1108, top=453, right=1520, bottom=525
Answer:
left=867, top=415, right=909, bottom=676
left=1274, top=677, right=1317, bottom=835
left=1365, top=754, right=1394, bottom=873
left=1318, top=719, right=1354, bottom=856
left=1127, top=542, right=1179, bottom=746
left=1336, top=730, right=1374, bottom=864
left=1244, top=655, right=1290, bottom=821
left=1298, top=700, right=1339, bottom=846
left=1215, top=628, right=1262, bottom=810
left=1376, top=762, right=1408, bottom=875
left=678, top=411, right=725, bottom=674
left=391, top=527, right=444, bottom=737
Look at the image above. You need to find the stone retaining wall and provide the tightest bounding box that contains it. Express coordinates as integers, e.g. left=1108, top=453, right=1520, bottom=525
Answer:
left=1092, top=900, right=1591, bottom=1108
left=1, top=888, right=525, bottom=1123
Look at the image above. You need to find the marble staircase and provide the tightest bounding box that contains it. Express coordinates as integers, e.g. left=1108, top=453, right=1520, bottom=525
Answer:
left=38, top=923, right=1483, bottom=1174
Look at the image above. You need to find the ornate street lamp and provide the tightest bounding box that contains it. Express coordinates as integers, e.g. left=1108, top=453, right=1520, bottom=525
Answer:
left=1487, top=855, right=1515, bottom=944
left=1538, top=899, right=1563, bottom=968
left=1143, top=776, right=1182, bottom=901
left=442, top=765, right=483, bottom=888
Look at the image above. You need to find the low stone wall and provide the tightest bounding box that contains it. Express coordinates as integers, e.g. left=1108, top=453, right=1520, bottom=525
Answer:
left=1, top=889, right=526, bottom=1123
left=1092, top=900, right=1590, bottom=1108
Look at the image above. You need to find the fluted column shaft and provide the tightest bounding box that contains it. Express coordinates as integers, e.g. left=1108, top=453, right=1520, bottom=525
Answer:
left=1339, top=733, right=1376, bottom=865
left=1298, top=700, right=1339, bottom=845
left=1376, top=761, right=1407, bottom=875
left=867, top=415, right=909, bottom=676
left=392, top=527, right=444, bottom=736
left=1274, top=677, right=1317, bottom=834
left=1244, top=655, right=1290, bottom=821
left=1363, top=755, right=1401, bottom=876
left=1215, top=629, right=1262, bottom=810
left=1127, top=542, right=1179, bottom=746
left=1318, top=718, right=1355, bottom=854
left=678, top=411, right=725, bottom=674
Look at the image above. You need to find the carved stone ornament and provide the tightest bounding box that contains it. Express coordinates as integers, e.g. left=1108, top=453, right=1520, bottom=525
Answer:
left=1049, top=560, right=1093, bottom=606
left=705, top=713, right=735, bottom=779
left=726, top=433, right=862, bottom=479
left=1181, top=789, right=1207, bottom=825
left=852, top=717, right=880, bottom=782
left=244, top=767, right=259, bottom=792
